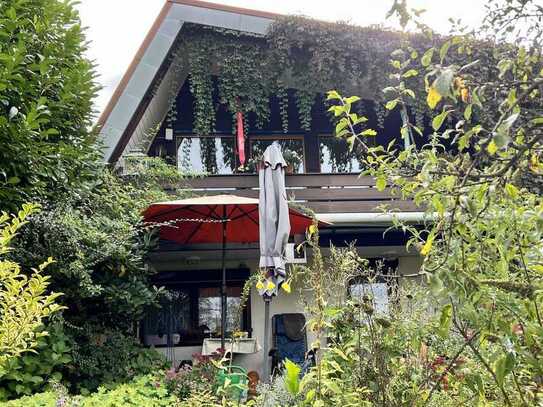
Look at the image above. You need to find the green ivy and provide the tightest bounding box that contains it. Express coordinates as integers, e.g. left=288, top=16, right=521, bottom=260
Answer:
left=170, top=17, right=508, bottom=140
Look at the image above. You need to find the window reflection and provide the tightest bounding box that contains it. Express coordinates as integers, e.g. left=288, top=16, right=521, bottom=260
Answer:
left=350, top=283, right=389, bottom=315
left=141, top=290, right=191, bottom=346
left=320, top=136, right=364, bottom=173
left=250, top=138, right=305, bottom=173
left=198, top=287, right=242, bottom=336
left=140, top=286, right=244, bottom=346
left=177, top=137, right=235, bottom=174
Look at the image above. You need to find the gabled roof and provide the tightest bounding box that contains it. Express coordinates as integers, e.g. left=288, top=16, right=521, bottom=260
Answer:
left=97, top=0, right=280, bottom=164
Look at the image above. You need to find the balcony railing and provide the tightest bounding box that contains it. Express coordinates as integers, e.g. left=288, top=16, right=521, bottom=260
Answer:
left=173, top=173, right=418, bottom=214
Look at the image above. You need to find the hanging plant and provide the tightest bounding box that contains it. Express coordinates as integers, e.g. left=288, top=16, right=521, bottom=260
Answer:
left=168, top=16, right=503, bottom=139
left=276, top=81, right=289, bottom=133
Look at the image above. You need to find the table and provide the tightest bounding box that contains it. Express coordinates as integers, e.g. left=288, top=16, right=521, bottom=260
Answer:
left=201, top=338, right=261, bottom=356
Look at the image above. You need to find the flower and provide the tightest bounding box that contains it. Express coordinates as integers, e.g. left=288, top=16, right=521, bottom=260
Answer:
left=281, top=281, right=291, bottom=293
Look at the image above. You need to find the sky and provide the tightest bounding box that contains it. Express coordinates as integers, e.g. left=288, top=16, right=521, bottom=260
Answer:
left=76, top=0, right=489, bottom=117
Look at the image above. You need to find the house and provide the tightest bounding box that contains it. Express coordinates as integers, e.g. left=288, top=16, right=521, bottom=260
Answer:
left=97, top=0, right=428, bottom=377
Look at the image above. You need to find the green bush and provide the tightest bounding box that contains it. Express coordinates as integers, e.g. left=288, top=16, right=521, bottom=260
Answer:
left=4, top=391, right=58, bottom=407
left=0, top=0, right=99, bottom=211
left=0, top=325, right=71, bottom=401
left=66, top=327, right=168, bottom=393
left=5, top=375, right=177, bottom=407
left=81, top=375, right=177, bottom=407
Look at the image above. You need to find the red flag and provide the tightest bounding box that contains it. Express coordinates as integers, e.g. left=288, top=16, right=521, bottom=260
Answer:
left=237, top=111, right=245, bottom=166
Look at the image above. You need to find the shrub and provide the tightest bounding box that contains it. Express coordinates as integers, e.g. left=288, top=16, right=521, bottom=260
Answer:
left=162, top=352, right=221, bottom=401
left=0, top=204, right=62, bottom=373
left=0, top=325, right=70, bottom=401
left=4, top=375, right=177, bottom=407
left=66, top=327, right=168, bottom=393
left=81, top=374, right=177, bottom=407
left=0, top=0, right=99, bottom=211
left=4, top=391, right=58, bottom=407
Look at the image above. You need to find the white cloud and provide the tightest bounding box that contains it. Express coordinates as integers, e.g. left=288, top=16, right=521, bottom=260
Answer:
left=76, top=0, right=488, bottom=117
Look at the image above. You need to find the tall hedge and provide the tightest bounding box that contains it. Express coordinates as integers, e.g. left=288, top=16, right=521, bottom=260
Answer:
left=0, top=0, right=99, bottom=211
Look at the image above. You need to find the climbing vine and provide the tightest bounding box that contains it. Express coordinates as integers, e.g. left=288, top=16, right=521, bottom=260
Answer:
left=170, top=16, right=506, bottom=142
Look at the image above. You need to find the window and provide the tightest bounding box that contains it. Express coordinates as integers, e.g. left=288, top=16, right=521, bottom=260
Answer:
left=250, top=137, right=305, bottom=173
left=198, top=287, right=242, bottom=336
left=141, top=284, right=248, bottom=347
left=349, top=258, right=398, bottom=315
left=319, top=135, right=367, bottom=173
left=350, top=282, right=390, bottom=314
left=177, top=136, right=236, bottom=174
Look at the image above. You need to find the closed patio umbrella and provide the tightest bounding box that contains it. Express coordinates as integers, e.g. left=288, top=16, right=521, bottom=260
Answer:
left=143, top=195, right=316, bottom=350
left=258, top=142, right=290, bottom=382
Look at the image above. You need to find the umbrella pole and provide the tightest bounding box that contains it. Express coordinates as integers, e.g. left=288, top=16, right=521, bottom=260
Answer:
left=221, top=206, right=227, bottom=351
left=263, top=294, right=271, bottom=383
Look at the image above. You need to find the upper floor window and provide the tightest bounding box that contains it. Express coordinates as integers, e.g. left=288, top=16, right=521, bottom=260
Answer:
left=249, top=136, right=305, bottom=174
left=177, top=136, right=235, bottom=174
left=176, top=135, right=305, bottom=174
left=319, top=135, right=365, bottom=173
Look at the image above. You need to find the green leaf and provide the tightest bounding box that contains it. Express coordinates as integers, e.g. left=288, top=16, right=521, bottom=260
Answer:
left=361, top=129, right=377, bottom=137
left=438, top=304, right=453, bottom=338
left=464, top=104, right=473, bottom=121
left=496, top=113, right=519, bottom=139
left=385, top=99, right=399, bottom=110
left=335, top=119, right=348, bottom=135
left=487, top=140, right=498, bottom=155
left=284, top=358, right=301, bottom=395
left=376, top=176, right=386, bottom=191
left=344, top=96, right=361, bottom=104
left=428, top=273, right=443, bottom=296
left=326, top=90, right=341, bottom=100
left=421, top=48, right=434, bottom=67
left=497, top=59, right=513, bottom=78
left=505, top=183, right=519, bottom=199
left=439, top=41, right=451, bottom=63
left=404, top=88, right=416, bottom=99
left=402, top=69, right=418, bottom=78
left=494, top=352, right=515, bottom=387
left=432, top=109, right=450, bottom=131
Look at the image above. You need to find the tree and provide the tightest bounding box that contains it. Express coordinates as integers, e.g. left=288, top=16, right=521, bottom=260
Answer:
left=0, top=0, right=99, bottom=211
left=328, top=0, right=543, bottom=404
left=0, top=204, right=62, bottom=368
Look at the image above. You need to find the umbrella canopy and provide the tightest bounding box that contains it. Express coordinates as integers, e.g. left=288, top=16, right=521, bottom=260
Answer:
left=143, top=194, right=315, bottom=244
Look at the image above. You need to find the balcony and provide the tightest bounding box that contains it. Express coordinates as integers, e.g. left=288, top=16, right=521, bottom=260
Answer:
left=174, top=173, right=418, bottom=214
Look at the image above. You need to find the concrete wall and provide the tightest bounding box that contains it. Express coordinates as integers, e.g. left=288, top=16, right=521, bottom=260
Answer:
left=155, top=254, right=422, bottom=376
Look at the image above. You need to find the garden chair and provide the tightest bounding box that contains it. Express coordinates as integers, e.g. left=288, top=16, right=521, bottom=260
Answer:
left=268, top=313, right=315, bottom=376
